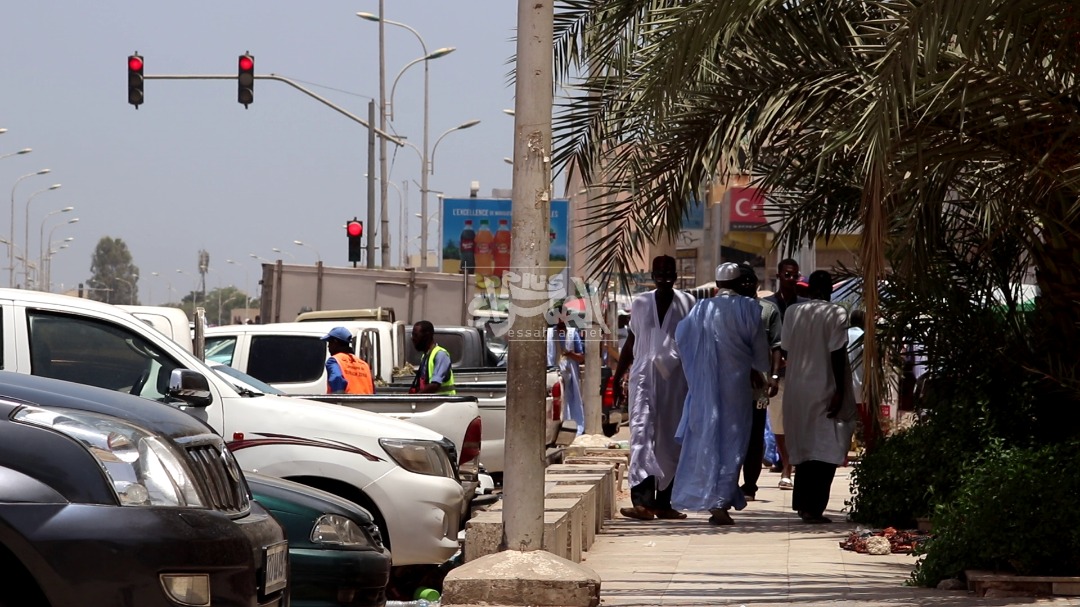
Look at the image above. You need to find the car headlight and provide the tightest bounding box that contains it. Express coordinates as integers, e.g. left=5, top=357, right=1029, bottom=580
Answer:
left=14, top=406, right=204, bottom=507
left=311, top=514, right=374, bottom=548
left=378, top=438, right=454, bottom=478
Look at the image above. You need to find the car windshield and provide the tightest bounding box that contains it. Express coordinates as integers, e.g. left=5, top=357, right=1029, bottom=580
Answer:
left=209, top=363, right=286, bottom=395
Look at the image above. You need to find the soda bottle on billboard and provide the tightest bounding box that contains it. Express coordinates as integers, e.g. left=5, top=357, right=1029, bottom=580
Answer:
left=494, top=219, right=511, bottom=279
left=474, top=219, right=494, bottom=277
left=459, top=220, right=476, bottom=274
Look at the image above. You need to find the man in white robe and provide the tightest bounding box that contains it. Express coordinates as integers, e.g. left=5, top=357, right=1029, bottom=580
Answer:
left=613, top=255, right=695, bottom=520
left=781, top=270, right=857, bottom=524
left=548, top=318, right=586, bottom=435
left=672, top=263, right=770, bottom=525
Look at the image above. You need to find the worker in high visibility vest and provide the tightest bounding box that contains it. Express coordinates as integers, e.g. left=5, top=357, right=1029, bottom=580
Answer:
left=409, top=320, right=456, bottom=395
left=321, top=326, right=375, bottom=394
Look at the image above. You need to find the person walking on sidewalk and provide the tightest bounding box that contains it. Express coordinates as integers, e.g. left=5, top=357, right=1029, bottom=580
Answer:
left=763, top=258, right=808, bottom=490
left=548, top=315, right=586, bottom=435
left=672, top=262, right=770, bottom=525
left=781, top=270, right=857, bottom=524
left=734, top=264, right=782, bottom=502
left=613, top=255, right=695, bottom=521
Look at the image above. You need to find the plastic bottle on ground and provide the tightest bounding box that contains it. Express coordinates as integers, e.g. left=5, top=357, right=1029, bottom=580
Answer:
left=385, top=600, right=432, bottom=607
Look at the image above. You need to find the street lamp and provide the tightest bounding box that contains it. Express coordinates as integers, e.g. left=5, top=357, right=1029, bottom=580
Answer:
left=37, top=206, right=74, bottom=288
left=249, top=253, right=271, bottom=264
left=227, top=259, right=251, bottom=314
left=413, top=119, right=480, bottom=270
left=0, top=148, right=31, bottom=161
left=271, top=247, right=295, bottom=260
left=357, top=13, right=455, bottom=272
left=9, top=168, right=50, bottom=287
left=24, top=183, right=62, bottom=286
left=115, top=274, right=138, bottom=305
left=293, top=240, right=321, bottom=264
left=43, top=218, right=77, bottom=291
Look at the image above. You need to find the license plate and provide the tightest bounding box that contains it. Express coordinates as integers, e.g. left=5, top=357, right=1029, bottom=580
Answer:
left=263, top=541, right=288, bottom=595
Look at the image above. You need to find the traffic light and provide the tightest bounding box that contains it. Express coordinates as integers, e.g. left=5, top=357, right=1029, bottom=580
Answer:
left=237, top=53, right=255, bottom=107
left=346, top=218, right=364, bottom=263
left=128, top=53, right=144, bottom=108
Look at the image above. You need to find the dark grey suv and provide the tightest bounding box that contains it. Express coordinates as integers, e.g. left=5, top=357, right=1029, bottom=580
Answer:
left=0, top=372, right=289, bottom=606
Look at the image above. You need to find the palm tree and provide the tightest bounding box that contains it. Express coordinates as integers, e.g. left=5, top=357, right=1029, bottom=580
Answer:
left=552, top=0, right=1080, bottom=412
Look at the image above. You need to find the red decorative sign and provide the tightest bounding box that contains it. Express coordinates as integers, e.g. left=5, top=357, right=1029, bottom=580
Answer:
left=728, top=187, right=767, bottom=231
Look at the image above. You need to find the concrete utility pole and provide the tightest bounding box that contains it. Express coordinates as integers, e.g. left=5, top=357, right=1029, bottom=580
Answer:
left=501, top=0, right=555, bottom=552
left=367, top=100, right=377, bottom=268
left=377, top=0, right=391, bottom=267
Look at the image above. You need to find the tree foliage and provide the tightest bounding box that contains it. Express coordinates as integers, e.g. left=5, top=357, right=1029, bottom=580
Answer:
left=86, top=237, right=139, bottom=305
left=553, top=0, right=1080, bottom=414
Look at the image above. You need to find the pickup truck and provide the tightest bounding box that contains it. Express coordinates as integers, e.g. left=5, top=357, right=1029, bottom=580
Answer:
left=203, top=321, right=483, bottom=476
left=205, top=321, right=567, bottom=475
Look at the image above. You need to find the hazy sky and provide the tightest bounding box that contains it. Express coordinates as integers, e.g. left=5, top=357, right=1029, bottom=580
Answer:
left=3, top=1, right=527, bottom=304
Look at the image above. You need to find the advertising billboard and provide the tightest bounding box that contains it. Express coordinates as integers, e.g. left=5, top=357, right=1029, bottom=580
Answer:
left=440, top=198, right=569, bottom=287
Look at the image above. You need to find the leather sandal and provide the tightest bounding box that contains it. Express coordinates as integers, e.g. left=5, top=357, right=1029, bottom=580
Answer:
left=619, top=505, right=656, bottom=521
left=654, top=508, right=687, bottom=520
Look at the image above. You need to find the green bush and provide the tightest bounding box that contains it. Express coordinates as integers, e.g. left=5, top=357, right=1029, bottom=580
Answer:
left=848, top=425, right=936, bottom=528
left=911, top=440, right=1080, bottom=586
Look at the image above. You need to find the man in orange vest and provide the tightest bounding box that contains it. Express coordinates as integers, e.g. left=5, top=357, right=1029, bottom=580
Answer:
left=321, top=326, right=375, bottom=394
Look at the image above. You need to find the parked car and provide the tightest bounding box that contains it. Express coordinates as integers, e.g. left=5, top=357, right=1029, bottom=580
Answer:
left=0, top=371, right=289, bottom=606
left=0, top=288, right=465, bottom=569
left=247, top=473, right=391, bottom=607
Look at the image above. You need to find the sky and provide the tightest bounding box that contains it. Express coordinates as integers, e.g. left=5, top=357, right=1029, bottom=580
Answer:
left=2, top=1, right=529, bottom=304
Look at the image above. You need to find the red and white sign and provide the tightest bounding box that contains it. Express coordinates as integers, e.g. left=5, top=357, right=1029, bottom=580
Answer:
left=728, top=186, right=767, bottom=231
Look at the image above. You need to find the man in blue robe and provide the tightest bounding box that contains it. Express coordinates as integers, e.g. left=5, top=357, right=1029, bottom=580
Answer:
left=672, top=262, right=770, bottom=525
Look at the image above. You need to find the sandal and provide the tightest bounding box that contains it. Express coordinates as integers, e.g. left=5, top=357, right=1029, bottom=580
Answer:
left=654, top=508, right=688, bottom=520
left=778, top=477, right=794, bottom=490
left=619, top=505, right=656, bottom=521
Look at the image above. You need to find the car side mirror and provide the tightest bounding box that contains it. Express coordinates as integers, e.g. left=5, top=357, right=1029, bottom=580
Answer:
left=168, top=369, right=213, bottom=408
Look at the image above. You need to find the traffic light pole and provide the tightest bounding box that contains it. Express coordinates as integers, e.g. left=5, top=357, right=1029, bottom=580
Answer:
left=142, top=73, right=403, bottom=146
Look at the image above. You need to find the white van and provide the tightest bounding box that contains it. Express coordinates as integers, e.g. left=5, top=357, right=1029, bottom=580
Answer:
left=0, top=289, right=464, bottom=567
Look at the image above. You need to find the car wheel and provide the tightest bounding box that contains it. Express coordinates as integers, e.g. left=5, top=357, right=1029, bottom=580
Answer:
left=0, top=548, right=50, bottom=607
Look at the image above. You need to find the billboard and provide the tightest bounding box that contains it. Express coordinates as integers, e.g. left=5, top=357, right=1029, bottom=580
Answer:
left=440, top=198, right=569, bottom=287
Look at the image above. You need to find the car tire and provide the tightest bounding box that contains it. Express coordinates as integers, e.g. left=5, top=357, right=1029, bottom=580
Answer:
left=0, top=547, right=50, bottom=607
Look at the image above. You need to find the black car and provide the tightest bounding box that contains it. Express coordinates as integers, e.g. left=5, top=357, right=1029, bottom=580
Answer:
left=247, top=473, right=392, bottom=607
left=0, top=371, right=289, bottom=607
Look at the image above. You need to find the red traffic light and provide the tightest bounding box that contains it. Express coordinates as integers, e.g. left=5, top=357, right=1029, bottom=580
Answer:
left=347, top=221, right=363, bottom=237
left=128, top=56, right=144, bottom=71
left=239, top=55, right=254, bottom=72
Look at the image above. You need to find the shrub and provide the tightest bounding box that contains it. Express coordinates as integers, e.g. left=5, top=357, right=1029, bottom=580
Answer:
left=911, top=440, right=1080, bottom=586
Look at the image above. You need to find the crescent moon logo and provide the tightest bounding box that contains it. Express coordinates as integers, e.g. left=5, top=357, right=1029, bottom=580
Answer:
left=735, top=197, right=751, bottom=218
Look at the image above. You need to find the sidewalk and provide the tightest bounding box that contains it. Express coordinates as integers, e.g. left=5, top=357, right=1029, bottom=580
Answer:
left=581, top=467, right=1075, bottom=606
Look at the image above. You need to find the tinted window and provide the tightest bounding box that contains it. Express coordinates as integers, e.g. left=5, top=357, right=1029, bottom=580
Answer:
left=247, top=336, right=326, bottom=384
left=28, top=310, right=182, bottom=400
left=406, top=332, right=465, bottom=366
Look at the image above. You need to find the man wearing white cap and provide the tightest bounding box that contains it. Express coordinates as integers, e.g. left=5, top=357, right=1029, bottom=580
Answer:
left=671, top=262, right=770, bottom=525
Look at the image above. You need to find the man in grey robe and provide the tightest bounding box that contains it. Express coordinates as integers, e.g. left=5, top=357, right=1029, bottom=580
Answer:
left=781, top=270, right=857, bottom=524
left=672, top=262, right=770, bottom=525
left=614, top=255, right=695, bottom=520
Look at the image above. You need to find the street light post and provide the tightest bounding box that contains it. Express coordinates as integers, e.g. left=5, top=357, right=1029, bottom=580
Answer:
left=24, top=183, right=62, bottom=287
left=38, top=206, right=73, bottom=288
left=9, top=168, right=50, bottom=287
left=293, top=240, right=321, bottom=264
left=43, top=218, right=77, bottom=291
left=357, top=12, right=456, bottom=272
